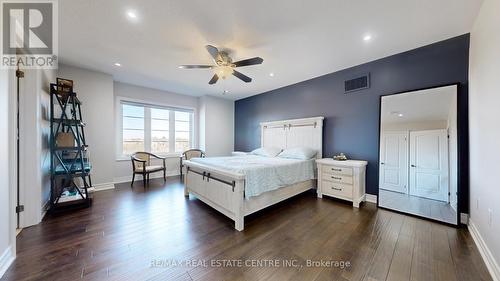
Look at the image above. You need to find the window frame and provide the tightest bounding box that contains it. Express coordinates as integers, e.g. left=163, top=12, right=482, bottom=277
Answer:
left=116, top=97, right=196, bottom=160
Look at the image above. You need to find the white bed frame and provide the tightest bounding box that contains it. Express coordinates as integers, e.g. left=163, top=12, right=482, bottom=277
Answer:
left=183, top=116, right=324, bottom=231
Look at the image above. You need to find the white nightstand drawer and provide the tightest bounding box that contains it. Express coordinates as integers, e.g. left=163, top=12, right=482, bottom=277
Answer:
left=322, top=173, right=353, bottom=185
left=324, top=165, right=353, bottom=176
left=322, top=181, right=353, bottom=199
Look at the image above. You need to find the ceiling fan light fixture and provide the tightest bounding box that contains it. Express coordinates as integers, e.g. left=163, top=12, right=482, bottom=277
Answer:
left=215, top=65, right=233, bottom=79
left=180, top=45, right=263, bottom=84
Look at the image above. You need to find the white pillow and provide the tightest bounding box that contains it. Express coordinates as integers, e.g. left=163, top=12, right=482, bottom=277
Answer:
left=251, top=147, right=283, bottom=157
left=278, top=147, right=317, bottom=160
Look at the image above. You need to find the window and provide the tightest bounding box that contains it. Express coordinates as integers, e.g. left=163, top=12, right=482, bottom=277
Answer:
left=175, top=111, right=191, bottom=152
left=120, top=101, right=193, bottom=156
left=151, top=108, right=169, bottom=153
left=122, top=104, right=145, bottom=155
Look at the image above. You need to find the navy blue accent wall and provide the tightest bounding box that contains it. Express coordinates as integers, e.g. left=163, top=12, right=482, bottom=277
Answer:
left=235, top=34, right=469, bottom=212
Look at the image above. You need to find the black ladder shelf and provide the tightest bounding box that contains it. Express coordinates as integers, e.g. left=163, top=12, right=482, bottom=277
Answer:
left=50, top=81, right=93, bottom=211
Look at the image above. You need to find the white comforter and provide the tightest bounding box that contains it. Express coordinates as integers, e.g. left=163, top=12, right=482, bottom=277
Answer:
left=189, top=155, right=316, bottom=198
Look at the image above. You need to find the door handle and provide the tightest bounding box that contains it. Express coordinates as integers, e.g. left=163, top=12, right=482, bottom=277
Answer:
left=380, top=162, right=385, bottom=165
left=411, top=164, right=416, bottom=167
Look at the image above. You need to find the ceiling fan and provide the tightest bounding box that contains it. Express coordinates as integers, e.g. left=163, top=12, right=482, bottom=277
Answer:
left=179, top=45, right=264, bottom=85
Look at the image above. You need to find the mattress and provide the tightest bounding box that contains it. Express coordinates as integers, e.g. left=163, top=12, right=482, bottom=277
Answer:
left=189, top=155, right=316, bottom=198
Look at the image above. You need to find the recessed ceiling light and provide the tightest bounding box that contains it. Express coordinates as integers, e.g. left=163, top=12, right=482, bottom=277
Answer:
left=126, top=10, right=138, bottom=20
left=363, top=34, right=372, bottom=42
left=114, top=62, right=121, bottom=67
left=269, top=72, right=275, bottom=77
left=390, top=111, right=404, bottom=117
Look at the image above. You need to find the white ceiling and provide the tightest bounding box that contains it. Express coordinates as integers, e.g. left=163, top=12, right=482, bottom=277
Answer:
left=58, top=0, right=483, bottom=100
left=381, top=85, right=456, bottom=124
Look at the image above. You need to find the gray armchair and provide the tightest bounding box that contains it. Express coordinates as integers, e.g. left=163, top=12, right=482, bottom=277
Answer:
left=131, top=152, right=166, bottom=187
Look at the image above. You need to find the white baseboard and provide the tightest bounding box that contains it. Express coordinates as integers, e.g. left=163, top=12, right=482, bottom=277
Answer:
left=113, top=171, right=179, bottom=184
left=92, top=182, right=115, bottom=191
left=0, top=246, right=15, bottom=279
left=365, top=194, right=377, bottom=204
left=468, top=220, right=500, bottom=281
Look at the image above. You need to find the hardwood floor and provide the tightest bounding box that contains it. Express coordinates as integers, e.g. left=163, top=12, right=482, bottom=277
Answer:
left=2, top=176, right=491, bottom=281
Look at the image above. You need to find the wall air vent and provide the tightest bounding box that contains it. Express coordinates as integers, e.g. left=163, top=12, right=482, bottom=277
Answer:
left=344, top=73, right=370, bottom=93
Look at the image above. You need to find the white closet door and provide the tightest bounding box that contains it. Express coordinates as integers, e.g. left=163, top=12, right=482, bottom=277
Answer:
left=379, top=131, right=408, bottom=194
left=262, top=126, right=286, bottom=148
left=409, top=129, right=449, bottom=202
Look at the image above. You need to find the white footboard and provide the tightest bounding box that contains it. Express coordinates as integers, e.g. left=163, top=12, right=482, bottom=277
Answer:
left=183, top=161, right=316, bottom=231
left=184, top=161, right=246, bottom=231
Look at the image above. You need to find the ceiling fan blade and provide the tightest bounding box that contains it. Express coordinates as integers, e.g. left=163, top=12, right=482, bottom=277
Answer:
left=178, top=65, right=213, bottom=69
left=232, top=70, right=252, bottom=83
left=208, top=74, right=219, bottom=85
left=233, top=57, right=264, bottom=67
left=205, top=45, right=219, bottom=60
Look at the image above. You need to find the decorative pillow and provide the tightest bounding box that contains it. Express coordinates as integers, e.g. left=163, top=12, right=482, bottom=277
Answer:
left=251, top=147, right=283, bottom=157
left=278, top=147, right=317, bottom=160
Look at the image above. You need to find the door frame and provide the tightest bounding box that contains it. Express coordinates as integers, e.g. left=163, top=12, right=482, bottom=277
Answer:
left=7, top=69, right=18, bottom=265
left=377, top=83, right=467, bottom=227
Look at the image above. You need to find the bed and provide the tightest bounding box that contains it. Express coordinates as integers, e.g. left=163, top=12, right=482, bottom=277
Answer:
left=183, top=116, right=324, bottom=231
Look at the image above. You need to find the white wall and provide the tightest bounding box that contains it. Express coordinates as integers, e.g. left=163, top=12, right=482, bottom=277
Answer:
left=447, top=94, right=458, bottom=211
left=381, top=120, right=447, bottom=131
left=199, top=99, right=206, bottom=154
left=113, top=82, right=199, bottom=182
left=0, top=70, right=15, bottom=278
left=198, top=95, right=234, bottom=157
left=469, top=0, right=500, bottom=279
left=57, top=65, right=115, bottom=189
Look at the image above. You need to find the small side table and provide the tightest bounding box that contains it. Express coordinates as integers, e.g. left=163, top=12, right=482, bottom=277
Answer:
left=316, top=159, right=368, bottom=208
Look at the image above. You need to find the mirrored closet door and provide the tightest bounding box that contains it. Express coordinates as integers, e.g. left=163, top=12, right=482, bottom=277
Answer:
left=378, top=85, right=458, bottom=225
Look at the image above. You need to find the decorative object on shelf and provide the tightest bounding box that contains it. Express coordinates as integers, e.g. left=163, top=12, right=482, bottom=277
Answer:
left=333, top=152, right=348, bottom=161
left=56, top=78, right=73, bottom=101
left=50, top=79, right=93, bottom=212
left=55, top=132, right=75, bottom=147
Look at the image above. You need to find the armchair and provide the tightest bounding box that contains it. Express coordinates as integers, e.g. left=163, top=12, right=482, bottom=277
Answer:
left=131, top=152, right=166, bottom=187
left=180, top=149, right=205, bottom=181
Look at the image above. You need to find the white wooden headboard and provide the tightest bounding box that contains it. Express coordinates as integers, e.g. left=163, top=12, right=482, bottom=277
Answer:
left=260, top=117, right=324, bottom=159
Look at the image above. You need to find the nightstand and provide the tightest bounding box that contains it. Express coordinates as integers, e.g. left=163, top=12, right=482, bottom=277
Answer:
left=316, top=159, right=368, bottom=208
